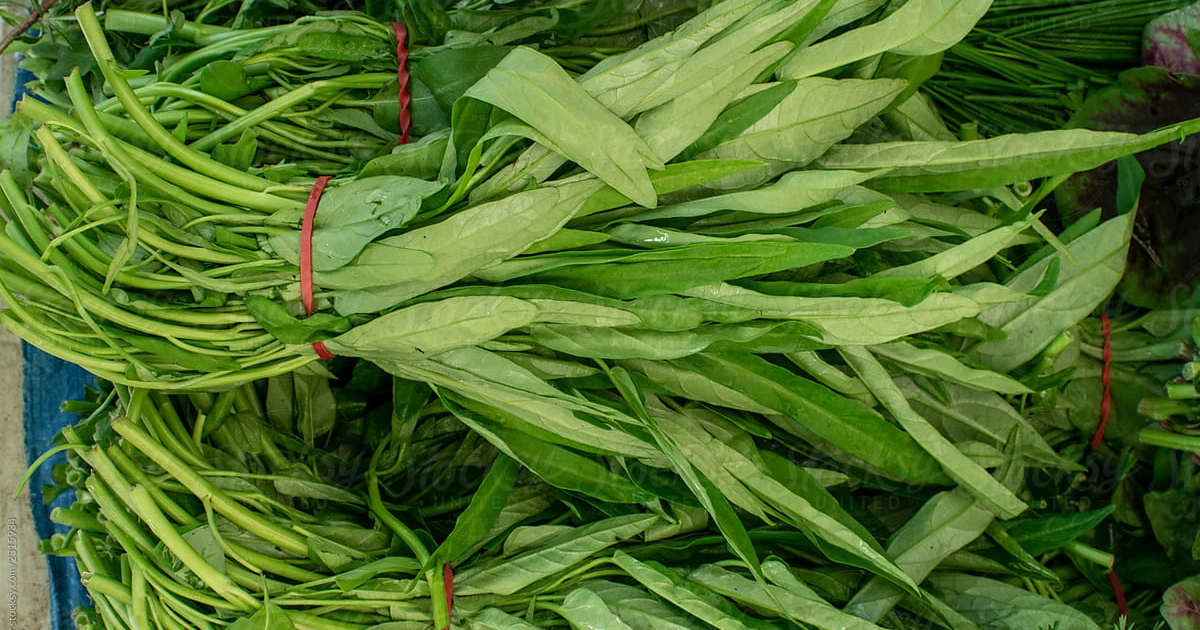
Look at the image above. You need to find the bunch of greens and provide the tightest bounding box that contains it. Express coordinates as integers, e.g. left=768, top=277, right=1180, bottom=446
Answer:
left=4, top=0, right=1200, bottom=389
left=7, top=0, right=1200, bottom=627
left=922, top=0, right=1194, bottom=136
left=33, top=362, right=1124, bottom=630
left=9, top=0, right=659, bottom=176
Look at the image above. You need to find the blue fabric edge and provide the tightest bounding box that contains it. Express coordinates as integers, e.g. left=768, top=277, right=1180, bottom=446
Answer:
left=21, top=343, right=96, bottom=630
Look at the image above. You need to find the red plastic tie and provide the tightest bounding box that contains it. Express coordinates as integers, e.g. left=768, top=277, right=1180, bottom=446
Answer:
left=391, top=21, right=412, bottom=145
left=301, top=176, right=336, bottom=360
left=1090, top=314, right=1113, bottom=451
left=1107, top=570, right=1128, bottom=619
left=441, top=563, right=454, bottom=630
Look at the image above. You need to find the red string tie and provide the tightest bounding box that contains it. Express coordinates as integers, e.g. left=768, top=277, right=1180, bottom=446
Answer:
left=441, top=563, right=454, bottom=630
left=391, top=21, right=412, bottom=146
left=301, top=175, right=335, bottom=360
left=1107, top=570, right=1128, bottom=619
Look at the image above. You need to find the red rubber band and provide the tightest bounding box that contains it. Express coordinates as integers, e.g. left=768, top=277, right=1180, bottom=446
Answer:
left=1107, top=570, right=1128, bottom=619
left=391, top=22, right=412, bottom=145
left=301, top=176, right=336, bottom=360
left=442, top=563, right=453, bottom=630
left=312, top=341, right=335, bottom=360
left=1091, top=314, right=1113, bottom=451
left=301, top=175, right=331, bottom=317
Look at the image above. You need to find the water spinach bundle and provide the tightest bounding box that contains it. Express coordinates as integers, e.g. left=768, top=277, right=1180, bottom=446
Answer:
left=3, top=0, right=1200, bottom=627
left=36, top=366, right=1113, bottom=630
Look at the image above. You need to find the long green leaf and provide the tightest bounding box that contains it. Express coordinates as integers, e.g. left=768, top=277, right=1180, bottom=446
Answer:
left=926, top=573, right=1102, bottom=630
left=697, top=78, right=905, bottom=188
left=455, top=514, right=659, bottom=596
left=818, top=121, right=1200, bottom=192
left=685, top=283, right=980, bottom=345
left=375, top=349, right=660, bottom=460
left=612, top=553, right=776, bottom=630
left=899, top=379, right=1078, bottom=471
left=637, top=42, right=791, bottom=163
left=633, top=170, right=871, bottom=222
left=324, top=296, right=538, bottom=360
left=466, top=47, right=661, bottom=206
left=671, top=353, right=947, bottom=485
left=871, top=214, right=1037, bottom=281
left=532, top=320, right=823, bottom=360
left=779, top=0, right=991, bottom=79
left=492, top=242, right=854, bottom=299
left=844, top=490, right=994, bottom=622
left=690, top=564, right=886, bottom=630
left=333, top=179, right=603, bottom=315
left=433, top=453, right=520, bottom=566
left=654, top=406, right=915, bottom=592
left=559, top=588, right=637, bottom=630
left=467, top=608, right=542, bottom=630
left=1006, top=507, right=1115, bottom=556
left=970, top=213, right=1133, bottom=372
left=266, top=176, right=442, bottom=272
left=870, top=342, right=1031, bottom=395
left=839, top=346, right=1027, bottom=519
left=585, top=580, right=705, bottom=630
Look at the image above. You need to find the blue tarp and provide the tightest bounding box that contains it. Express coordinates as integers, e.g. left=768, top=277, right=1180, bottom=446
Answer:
left=22, top=345, right=94, bottom=630
left=12, top=66, right=93, bottom=630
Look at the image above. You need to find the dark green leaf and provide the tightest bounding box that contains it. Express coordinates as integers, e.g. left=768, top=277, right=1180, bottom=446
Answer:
left=435, top=453, right=520, bottom=566
left=455, top=514, right=658, bottom=596
left=926, top=573, right=1101, bottom=630
left=1006, top=507, right=1115, bottom=557
left=683, top=80, right=799, bottom=160
left=512, top=241, right=854, bottom=299
left=211, top=130, right=258, bottom=172
left=244, top=295, right=351, bottom=344
left=671, top=353, right=947, bottom=486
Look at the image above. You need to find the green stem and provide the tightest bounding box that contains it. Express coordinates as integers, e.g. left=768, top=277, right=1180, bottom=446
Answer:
left=1137, top=398, right=1195, bottom=422
left=106, top=445, right=199, bottom=525
left=130, top=562, right=152, bottom=630
left=60, top=78, right=300, bottom=218
left=81, top=572, right=134, bottom=606
left=76, top=4, right=288, bottom=194
left=112, top=417, right=312, bottom=556
left=290, top=611, right=370, bottom=630
left=0, top=310, right=129, bottom=378
left=11, top=444, right=75, bottom=500
left=102, top=9, right=233, bottom=43
left=431, top=563, right=450, bottom=630
left=90, top=592, right=134, bottom=630
left=81, top=473, right=160, bottom=555
left=1140, top=428, right=1200, bottom=454
left=189, top=74, right=393, bottom=152
left=49, top=507, right=105, bottom=533
left=0, top=227, right=247, bottom=341
left=73, top=530, right=113, bottom=577
left=128, top=484, right=259, bottom=610
left=148, top=596, right=191, bottom=630
left=226, top=539, right=325, bottom=584
left=366, top=452, right=431, bottom=566
left=115, top=527, right=244, bottom=615
left=136, top=393, right=211, bottom=470
left=1168, top=382, right=1200, bottom=400
left=1062, top=540, right=1114, bottom=570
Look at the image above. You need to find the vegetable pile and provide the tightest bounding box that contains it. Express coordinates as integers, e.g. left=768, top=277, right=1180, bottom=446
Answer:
left=26, top=365, right=1117, bottom=630
left=924, top=0, right=1196, bottom=137
left=5, top=0, right=1200, bottom=628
